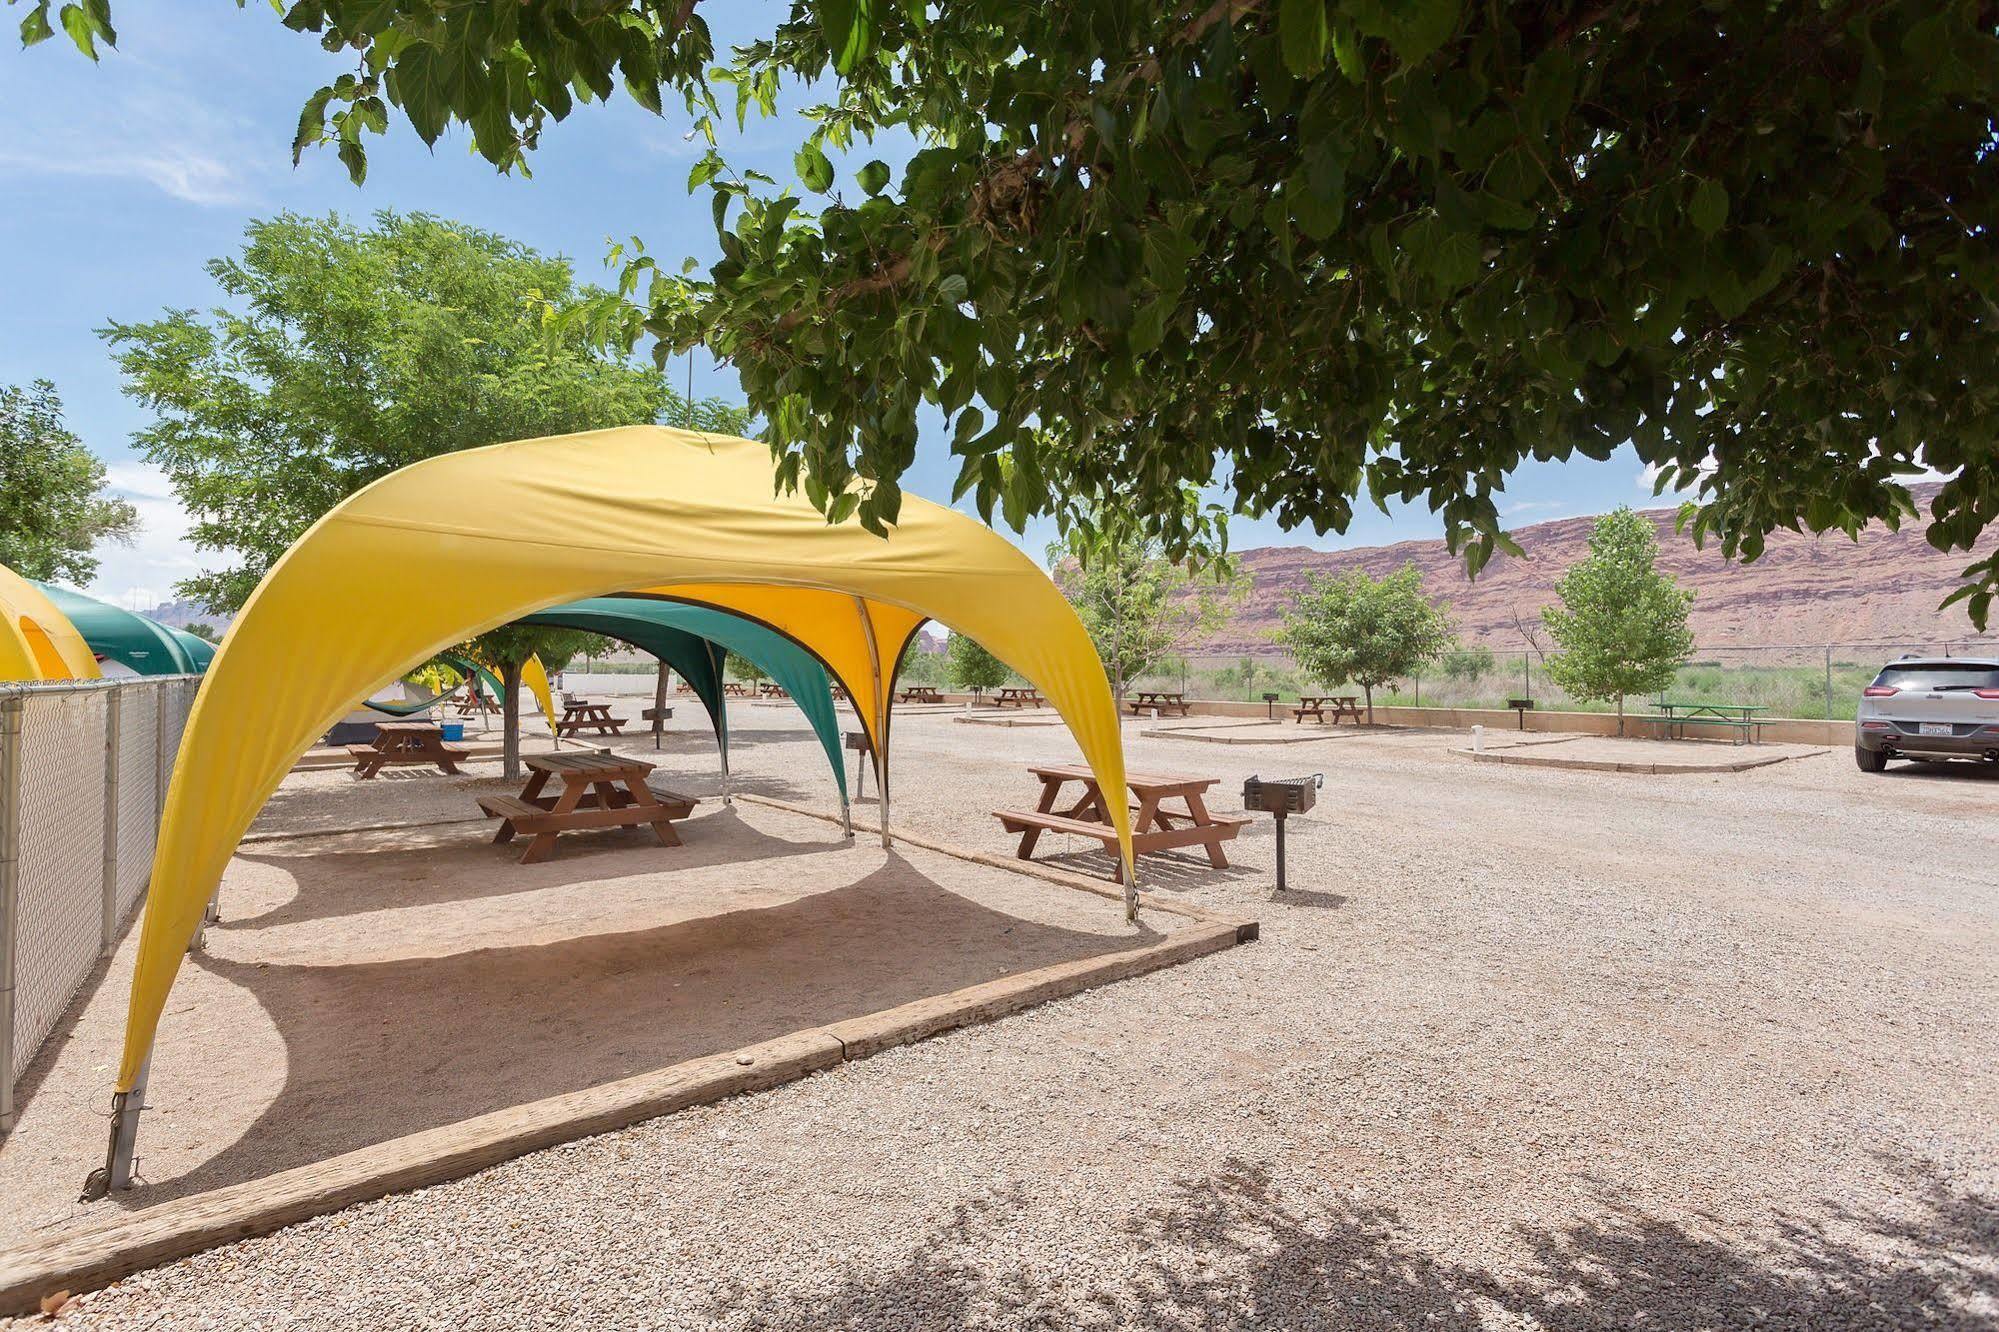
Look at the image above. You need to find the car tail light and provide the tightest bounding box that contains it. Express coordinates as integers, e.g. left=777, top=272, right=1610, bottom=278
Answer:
left=1861, top=719, right=1894, bottom=730
left=1862, top=686, right=1899, bottom=697
left=1975, top=689, right=1999, bottom=700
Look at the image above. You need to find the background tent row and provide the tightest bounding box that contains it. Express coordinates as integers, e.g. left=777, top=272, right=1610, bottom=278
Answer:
left=1, top=562, right=215, bottom=684
left=95, top=425, right=1133, bottom=1195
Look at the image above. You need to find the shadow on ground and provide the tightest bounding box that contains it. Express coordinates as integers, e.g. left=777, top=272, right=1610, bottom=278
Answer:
left=131, top=839, right=1164, bottom=1207
left=715, top=1157, right=1999, bottom=1329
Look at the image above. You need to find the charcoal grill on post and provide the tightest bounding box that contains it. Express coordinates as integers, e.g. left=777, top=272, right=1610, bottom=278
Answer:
left=1241, top=773, right=1322, bottom=892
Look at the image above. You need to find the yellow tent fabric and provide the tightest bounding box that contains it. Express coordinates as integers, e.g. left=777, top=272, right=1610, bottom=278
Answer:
left=0, top=563, right=101, bottom=682
left=523, top=652, right=555, bottom=729
left=113, top=426, right=1129, bottom=1093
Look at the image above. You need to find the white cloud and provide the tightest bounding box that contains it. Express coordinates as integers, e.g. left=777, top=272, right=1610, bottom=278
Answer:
left=83, top=462, right=206, bottom=611
left=0, top=141, right=249, bottom=205
left=1500, top=499, right=1568, bottom=518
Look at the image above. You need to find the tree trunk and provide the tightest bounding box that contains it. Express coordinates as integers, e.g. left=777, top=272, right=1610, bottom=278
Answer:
left=1363, top=683, right=1374, bottom=725
left=501, top=658, right=523, bottom=781
left=1616, top=692, right=1625, bottom=737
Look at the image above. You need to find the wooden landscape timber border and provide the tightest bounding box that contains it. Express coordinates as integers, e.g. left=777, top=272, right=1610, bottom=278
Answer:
left=0, top=813, right=1255, bottom=1315
left=1452, top=745, right=1828, bottom=775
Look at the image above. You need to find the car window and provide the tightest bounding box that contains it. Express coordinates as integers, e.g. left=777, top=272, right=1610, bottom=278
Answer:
left=1873, top=664, right=1999, bottom=691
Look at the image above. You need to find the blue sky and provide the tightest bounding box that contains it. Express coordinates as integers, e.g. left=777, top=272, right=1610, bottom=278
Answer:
left=0, top=2, right=1664, bottom=610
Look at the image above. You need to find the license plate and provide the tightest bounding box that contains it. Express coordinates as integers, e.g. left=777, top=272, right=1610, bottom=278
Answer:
left=1919, top=722, right=1954, bottom=737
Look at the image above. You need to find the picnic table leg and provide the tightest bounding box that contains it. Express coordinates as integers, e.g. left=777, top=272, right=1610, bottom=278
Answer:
left=626, top=779, right=683, bottom=846
left=520, top=777, right=586, bottom=864
left=1017, top=776, right=1063, bottom=858
left=1183, top=792, right=1231, bottom=868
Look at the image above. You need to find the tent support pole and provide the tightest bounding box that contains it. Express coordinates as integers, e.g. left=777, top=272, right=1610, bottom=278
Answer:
left=854, top=597, right=890, bottom=850
left=1121, top=859, right=1138, bottom=924
left=82, top=1056, right=149, bottom=1200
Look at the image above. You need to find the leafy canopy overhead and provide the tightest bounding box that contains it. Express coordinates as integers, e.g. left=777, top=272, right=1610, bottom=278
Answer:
left=1542, top=506, right=1694, bottom=723
left=0, top=379, right=137, bottom=584
left=101, top=211, right=736, bottom=613
left=24, top=2, right=1999, bottom=616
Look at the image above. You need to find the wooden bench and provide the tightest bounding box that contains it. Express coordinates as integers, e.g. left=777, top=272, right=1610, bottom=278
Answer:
left=478, top=751, right=698, bottom=863
left=347, top=722, right=472, bottom=778
left=994, top=687, right=1044, bottom=709
left=995, top=807, right=1251, bottom=860
left=1128, top=691, right=1192, bottom=716
left=1294, top=695, right=1363, bottom=725
left=1631, top=713, right=1763, bottom=744
left=897, top=685, right=942, bottom=704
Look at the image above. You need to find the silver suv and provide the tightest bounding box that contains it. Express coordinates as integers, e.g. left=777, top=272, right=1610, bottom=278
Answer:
left=1855, top=657, right=1999, bottom=771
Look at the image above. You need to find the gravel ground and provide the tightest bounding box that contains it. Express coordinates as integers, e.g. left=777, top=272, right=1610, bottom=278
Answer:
left=9, top=698, right=1997, bottom=1329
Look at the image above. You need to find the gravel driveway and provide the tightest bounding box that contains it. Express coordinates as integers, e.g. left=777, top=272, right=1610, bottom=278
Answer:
left=11, top=702, right=1996, bottom=1329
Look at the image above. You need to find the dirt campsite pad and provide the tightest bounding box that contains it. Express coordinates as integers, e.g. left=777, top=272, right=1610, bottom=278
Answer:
left=0, top=793, right=1238, bottom=1267
left=1143, top=720, right=1361, bottom=745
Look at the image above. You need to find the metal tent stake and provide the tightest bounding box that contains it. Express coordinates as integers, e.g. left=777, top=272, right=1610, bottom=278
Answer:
left=83, top=1056, right=149, bottom=1200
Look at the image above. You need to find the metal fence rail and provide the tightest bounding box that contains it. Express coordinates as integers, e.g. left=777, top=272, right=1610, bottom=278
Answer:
left=0, top=676, right=197, bottom=1132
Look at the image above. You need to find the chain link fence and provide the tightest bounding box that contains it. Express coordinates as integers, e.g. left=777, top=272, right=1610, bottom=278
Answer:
left=1138, top=638, right=1999, bottom=720
left=1, top=675, right=198, bottom=1132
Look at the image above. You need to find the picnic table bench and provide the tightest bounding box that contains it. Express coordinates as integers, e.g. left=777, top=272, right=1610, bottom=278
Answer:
left=1294, top=695, right=1363, bottom=724
left=555, top=699, right=625, bottom=737
left=994, top=686, right=1044, bottom=709
left=1128, top=690, right=1192, bottom=717
left=994, top=763, right=1251, bottom=870
left=477, top=752, right=697, bottom=864
left=454, top=688, right=500, bottom=716
left=346, top=721, right=471, bottom=779
left=898, top=685, right=943, bottom=704
left=1632, top=699, right=1768, bottom=745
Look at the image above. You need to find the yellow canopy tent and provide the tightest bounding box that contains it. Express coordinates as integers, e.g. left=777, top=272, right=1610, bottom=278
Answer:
left=0, top=562, right=101, bottom=682
left=90, top=425, right=1130, bottom=1193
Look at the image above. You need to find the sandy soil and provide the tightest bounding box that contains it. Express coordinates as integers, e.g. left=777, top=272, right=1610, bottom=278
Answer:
left=6, top=697, right=1997, bottom=1328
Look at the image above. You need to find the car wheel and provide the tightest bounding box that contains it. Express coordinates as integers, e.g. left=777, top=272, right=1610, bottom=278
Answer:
left=1854, top=744, right=1889, bottom=773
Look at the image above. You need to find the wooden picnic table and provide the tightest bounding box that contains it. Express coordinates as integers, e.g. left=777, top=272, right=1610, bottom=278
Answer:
left=1294, top=695, right=1363, bottom=725
left=1128, top=690, right=1192, bottom=717
left=477, top=752, right=697, bottom=864
left=994, top=686, right=1044, bottom=709
left=898, top=685, right=943, bottom=704
left=454, top=687, right=500, bottom=716
left=346, top=721, right=471, bottom=779
left=757, top=681, right=789, bottom=699
left=1636, top=699, right=1769, bottom=745
left=994, top=763, right=1251, bottom=870
left=723, top=681, right=751, bottom=697
left=555, top=699, right=626, bottom=737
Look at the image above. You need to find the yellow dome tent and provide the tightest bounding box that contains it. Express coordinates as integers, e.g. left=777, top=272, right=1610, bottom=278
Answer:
left=0, top=562, right=100, bottom=682
left=93, top=425, right=1132, bottom=1190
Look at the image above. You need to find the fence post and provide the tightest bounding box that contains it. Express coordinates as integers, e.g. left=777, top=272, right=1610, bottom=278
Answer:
left=0, top=694, right=24, bottom=1134
left=101, top=686, right=123, bottom=955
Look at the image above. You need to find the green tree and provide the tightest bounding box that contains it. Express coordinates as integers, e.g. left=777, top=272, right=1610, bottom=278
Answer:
left=1052, top=495, right=1239, bottom=703
left=464, top=625, right=607, bottom=779
left=1278, top=563, right=1451, bottom=723
left=1442, top=643, right=1496, bottom=683
left=32, top=2, right=1999, bottom=614
left=1542, top=508, right=1695, bottom=734
left=944, top=631, right=1008, bottom=696
left=0, top=379, right=137, bottom=583
left=101, top=211, right=742, bottom=612
left=181, top=622, right=220, bottom=643
left=725, top=652, right=768, bottom=684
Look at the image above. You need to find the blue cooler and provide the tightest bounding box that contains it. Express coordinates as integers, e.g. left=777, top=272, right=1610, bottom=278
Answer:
left=440, top=722, right=466, bottom=742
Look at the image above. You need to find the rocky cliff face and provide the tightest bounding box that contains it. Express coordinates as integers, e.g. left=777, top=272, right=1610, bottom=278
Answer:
left=1203, top=485, right=1995, bottom=653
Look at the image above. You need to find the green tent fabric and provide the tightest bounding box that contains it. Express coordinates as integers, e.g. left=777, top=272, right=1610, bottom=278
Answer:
left=170, top=630, right=217, bottom=672
left=521, top=596, right=848, bottom=811
left=360, top=652, right=503, bottom=717
left=34, top=582, right=196, bottom=676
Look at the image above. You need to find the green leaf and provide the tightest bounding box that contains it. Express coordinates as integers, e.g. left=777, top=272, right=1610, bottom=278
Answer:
left=58, top=3, right=97, bottom=59
left=1279, top=0, right=1330, bottom=77
left=19, top=3, right=55, bottom=47
left=856, top=158, right=891, bottom=196
left=1689, top=176, right=1729, bottom=236
left=936, top=272, right=969, bottom=304
left=1130, top=298, right=1167, bottom=354
left=795, top=142, right=834, bottom=192
left=818, top=0, right=876, bottom=76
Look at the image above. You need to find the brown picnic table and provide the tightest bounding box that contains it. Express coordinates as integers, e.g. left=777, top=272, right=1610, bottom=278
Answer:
left=346, top=721, right=471, bottom=779
left=1295, top=695, right=1363, bottom=724
left=477, top=752, right=697, bottom=864
left=898, top=685, right=943, bottom=704
left=994, top=686, right=1044, bottom=709
left=454, top=687, right=500, bottom=716
left=723, top=682, right=752, bottom=697
left=994, top=763, right=1251, bottom=870
left=1129, top=690, right=1192, bottom=717
left=556, top=699, right=626, bottom=737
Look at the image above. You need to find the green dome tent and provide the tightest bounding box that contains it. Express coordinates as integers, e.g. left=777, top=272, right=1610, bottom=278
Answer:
left=33, top=582, right=196, bottom=676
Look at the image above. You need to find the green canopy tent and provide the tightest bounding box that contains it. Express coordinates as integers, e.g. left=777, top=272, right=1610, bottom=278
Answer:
left=359, top=652, right=506, bottom=718
left=170, top=629, right=217, bottom=673
left=33, top=582, right=196, bottom=676
left=520, top=597, right=850, bottom=822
